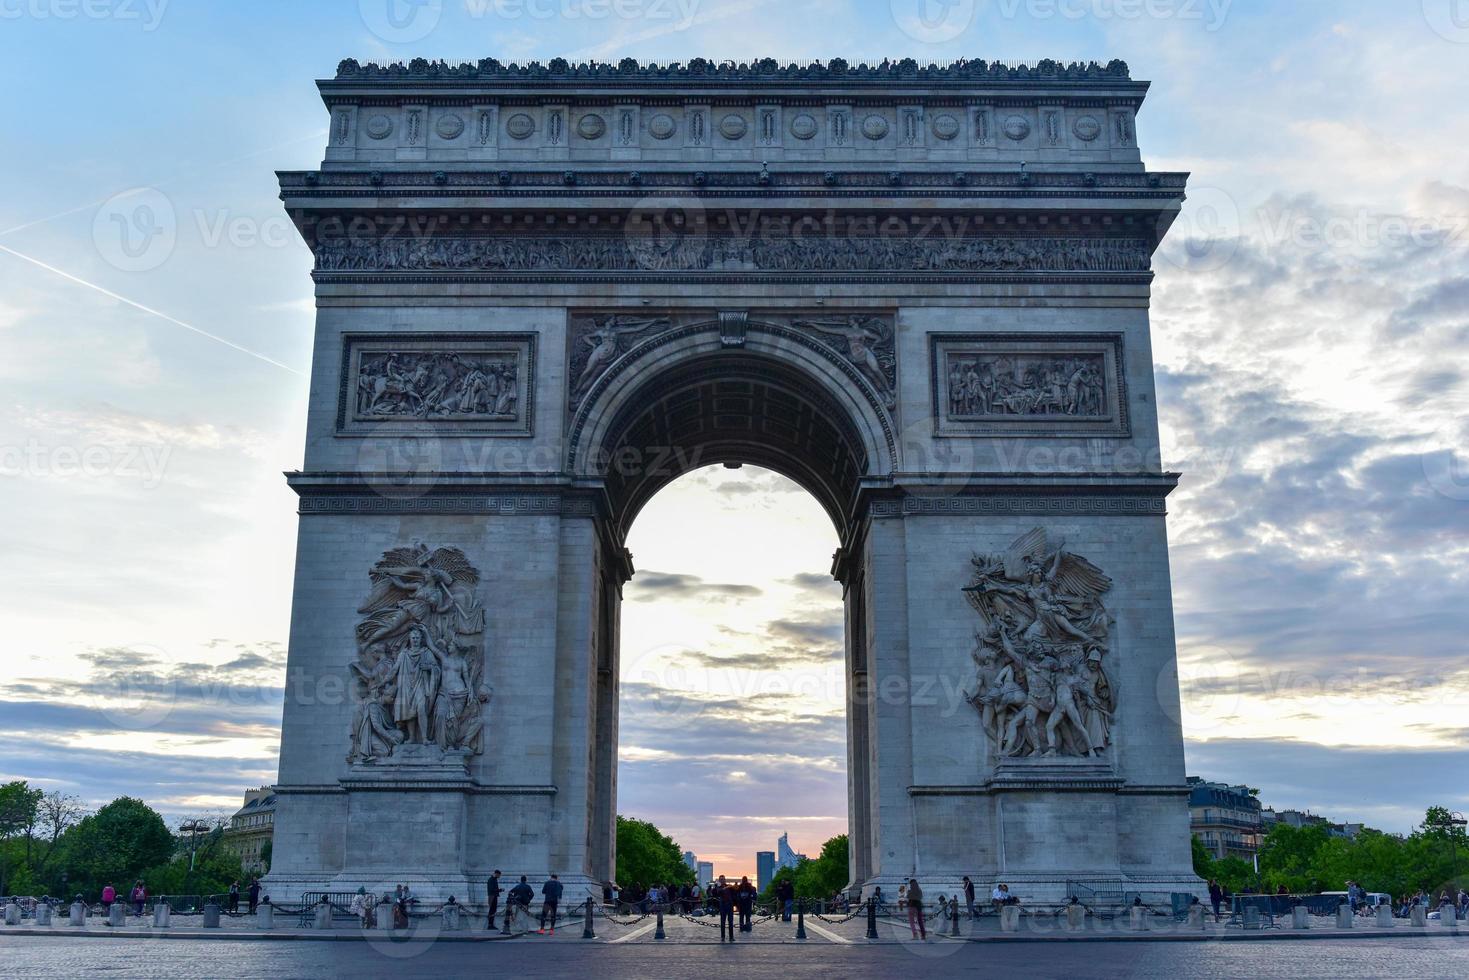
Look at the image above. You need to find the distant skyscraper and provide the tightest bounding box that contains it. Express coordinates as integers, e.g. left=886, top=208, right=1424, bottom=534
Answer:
left=682, top=850, right=697, bottom=872
left=756, top=851, right=776, bottom=893
left=697, top=861, right=713, bottom=884
left=776, top=832, right=805, bottom=871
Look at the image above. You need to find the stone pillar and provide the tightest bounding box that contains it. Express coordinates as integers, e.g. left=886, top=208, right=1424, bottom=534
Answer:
left=107, top=904, right=125, bottom=928
left=35, top=902, right=52, bottom=927
left=1000, top=905, right=1021, bottom=932
left=69, top=902, right=86, bottom=927
left=152, top=902, right=170, bottom=928
left=256, top=903, right=273, bottom=929
left=1291, top=906, right=1310, bottom=929
left=442, top=904, right=461, bottom=931
left=1375, top=905, right=1393, bottom=928
left=1336, top=905, right=1354, bottom=929
left=1128, top=906, right=1148, bottom=931
left=1187, top=904, right=1206, bottom=929
left=4, top=903, right=19, bottom=926
left=1410, top=905, right=1426, bottom=927
left=376, top=900, right=395, bottom=932
left=1066, top=903, right=1086, bottom=931
left=203, top=902, right=221, bottom=928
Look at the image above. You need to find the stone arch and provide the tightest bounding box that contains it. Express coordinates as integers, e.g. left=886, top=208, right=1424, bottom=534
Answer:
left=568, top=317, right=898, bottom=541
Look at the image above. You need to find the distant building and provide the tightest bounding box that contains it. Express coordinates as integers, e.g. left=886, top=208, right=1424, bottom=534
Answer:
left=776, top=832, right=806, bottom=871
left=1187, top=777, right=1263, bottom=861
left=222, top=787, right=276, bottom=875
left=1262, top=807, right=1362, bottom=840
left=682, top=850, right=697, bottom=872
left=756, top=851, right=776, bottom=892
left=697, top=861, right=714, bottom=885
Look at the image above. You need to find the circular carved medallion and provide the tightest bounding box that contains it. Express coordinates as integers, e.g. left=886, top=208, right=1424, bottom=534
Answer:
left=648, top=113, right=676, bottom=140
left=1003, top=115, right=1031, bottom=141
left=505, top=113, right=535, bottom=140
left=1073, top=114, right=1102, bottom=142
left=931, top=113, right=960, bottom=141
left=789, top=113, right=818, bottom=140
left=862, top=114, right=889, bottom=140
left=435, top=113, right=464, bottom=140
left=576, top=113, right=606, bottom=140
left=719, top=113, right=747, bottom=139
left=365, top=114, right=394, bottom=140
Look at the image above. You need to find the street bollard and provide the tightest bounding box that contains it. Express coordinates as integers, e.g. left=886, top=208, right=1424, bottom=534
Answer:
left=256, top=903, right=272, bottom=929
left=314, top=901, right=333, bottom=930
left=153, top=902, right=170, bottom=929
left=108, top=904, right=125, bottom=928
left=796, top=900, right=807, bottom=940
left=950, top=900, right=961, bottom=937
left=1187, top=904, right=1206, bottom=929
left=442, top=903, right=461, bottom=932
left=4, top=903, right=19, bottom=926
left=1292, top=906, right=1310, bottom=930
left=203, top=902, right=221, bottom=929
left=1242, top=906, right=1260, bottom=930
left=377, top=900, right=395, bottom=933
left=866, top=898, right=878, bottom=940
left=1128, top=906, right=1149, bottom=931
left=1410, top=905, right=1426, bottom=928
left=654, top=907, right=665, bottom=940
left=35, top=902, right=52, bottom=927
left=69, top=902, right=86, bottom=927
left=1067, top=901, right=1087, bottom=932
left=1001, top=905, right=1021, bottom=933
left=582, top=898, right=595, bottom=940
left=1375, top=905, right=1394, bottom=928
left=1336, top=905, right=1354, bottom=929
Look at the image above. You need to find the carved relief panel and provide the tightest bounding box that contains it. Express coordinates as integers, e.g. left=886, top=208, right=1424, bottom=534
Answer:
left=929, top=333, right=1128, bottom=437
left=337, top=333, right=536, bottom=435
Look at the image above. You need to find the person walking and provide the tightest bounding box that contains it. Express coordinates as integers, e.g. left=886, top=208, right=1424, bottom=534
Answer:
left=777, top=877, right=795, bottom=922
left=736, top=875, right=757, bottom=933
left=906, top=878, right=926, bottom=940
left=247, top=878, right=260, bottom=915
left=715, top=876, right=737, bottom=943
left=485, top=870, right=502, bottom=928
left=227, top=880, right=240, bottom=914
left=538, top=874, right=563, bottom=934
left=101, top=883, right=116, bottom=908
left=1208, top=879, right=1223, bottom=922
left=130, top=881, right=146, bottom=916
left=963, top=876, right=976, bottom=919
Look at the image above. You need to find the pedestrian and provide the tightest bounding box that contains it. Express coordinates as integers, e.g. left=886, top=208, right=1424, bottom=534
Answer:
left=486, top=870, right=502, bottom=928
left=228, top=880, right=240, bottom=914
left=350, top=886, right=372, bottom=927
left=872, top=885, right=885, bottom=914
left=906, top=878, right=926, bottom=940
left=508, top=875, right=533, bottom=931
left=1208, top=879, right=1223, bottom=921
left=130, top=881, right=146, bottom=916
left=539, top=873, right=563, bottom=934
left=963, top=875, right=976, bottom=919
left=991, top=882, right=1012, bottom=911
left=715, top=875, right=736, bottom=943
left=101, top=883, right=116, bottom=908
left=736, top=875, right=757, bottom=933
left=248, top=878, right=260, bottom=915
left=777, top=877, right=795, bottom=922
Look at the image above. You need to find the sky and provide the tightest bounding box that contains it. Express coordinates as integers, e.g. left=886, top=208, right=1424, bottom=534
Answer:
left=1, top=1, right=1467, bottom=881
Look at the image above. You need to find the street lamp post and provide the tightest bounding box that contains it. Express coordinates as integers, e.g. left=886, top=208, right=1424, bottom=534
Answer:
left=178, top=819, right=209, bottom=901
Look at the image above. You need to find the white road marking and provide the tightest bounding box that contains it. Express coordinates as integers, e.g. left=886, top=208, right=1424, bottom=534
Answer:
left=802, top=918, right=852, bottom=944
left=608, top=919, right=659, bottom=943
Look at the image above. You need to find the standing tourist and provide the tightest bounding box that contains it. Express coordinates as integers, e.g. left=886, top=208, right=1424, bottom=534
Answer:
left=248, top=878, right=260, bottom=915
left=715, top=875, right=736, bottom=943
left=906, top=878, right=927, bottom=940
left=486, top=870, right=502, bottom=928
left=736, top=875, right=757, bottom=933
left=130, top=881, right=146, bottom=916
left=1208, top=879, right=1224, bottom=921
left=228, top=880, right=240, bottom=914
left=777, top=877, right=795, bottom=922
left=538, top=874, right=563, bottom=935
left=963, top=876, right=976, bottom=919
left=101, top=883, right=116, bottom=908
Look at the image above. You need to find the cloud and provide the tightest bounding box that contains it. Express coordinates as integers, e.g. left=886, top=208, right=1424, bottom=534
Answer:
left=627, top=570, right=762, bottom=601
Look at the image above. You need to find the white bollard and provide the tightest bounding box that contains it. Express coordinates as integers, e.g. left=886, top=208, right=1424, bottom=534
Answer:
left=152, top=902, right=170, bottom=928
left=1000, top=905, right=1021, bottom=933
left=256, top=904, right=273, bottom=929
left=1375, top=905, right=1394, bottom=928
left=4, top=903, right=19, bottom=926
left=202, top=903, right=221, bottom=929
left=314, top=903, right=333, bottom=930
left=1410, top=905, right=1426, bottom=927
left=442, top=905, right=461, bottom=931
left=1128, top=906, right=1148, bottom=931
left=108, top=904, right=125, bottom=928
left=1187, top=904, right=1206, bottom=929
left=1292, top=906, right=1310, bottom=929
left=69, top=902, right=86, bottom=927
left=35, top=903, right=52, bottom=927
left=1336, top=906, right=1354, bottom=929
left=377, top=900, right=395, bottom=932
left=1242, top=905, right=1261, bottom=930
left=1066, top=903, right=1086, bottom=931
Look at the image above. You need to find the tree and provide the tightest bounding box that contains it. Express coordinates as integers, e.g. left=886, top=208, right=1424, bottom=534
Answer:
left=27, top=791, right=85, bottom=878
left=1191, top=834, right=1215, bottom=880
left=53, top=798, right=175, bottom=900
left=614, top=816, right=694, bottom=891
left=0, top=781, right=42, bottom=894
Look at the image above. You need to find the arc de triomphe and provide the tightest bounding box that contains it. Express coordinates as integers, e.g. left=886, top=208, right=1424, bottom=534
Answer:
left=265, top=56, right=1201, bottom=903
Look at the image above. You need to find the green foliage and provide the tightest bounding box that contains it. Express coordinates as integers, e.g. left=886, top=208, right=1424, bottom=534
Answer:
left=762, top=834, right=849, bottom=900
left=0, top=781, right=43, bottom=894
left=53, top=797, right=175, bottom=900
left=1190, top=835, right=1214, bottom=879
left=614, top=816, right=694, bottom=891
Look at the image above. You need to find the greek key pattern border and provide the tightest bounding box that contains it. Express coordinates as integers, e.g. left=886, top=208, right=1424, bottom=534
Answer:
left=870, top=495, right=1167, bottom=518
left=297, top=493, right=595, bottom=516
